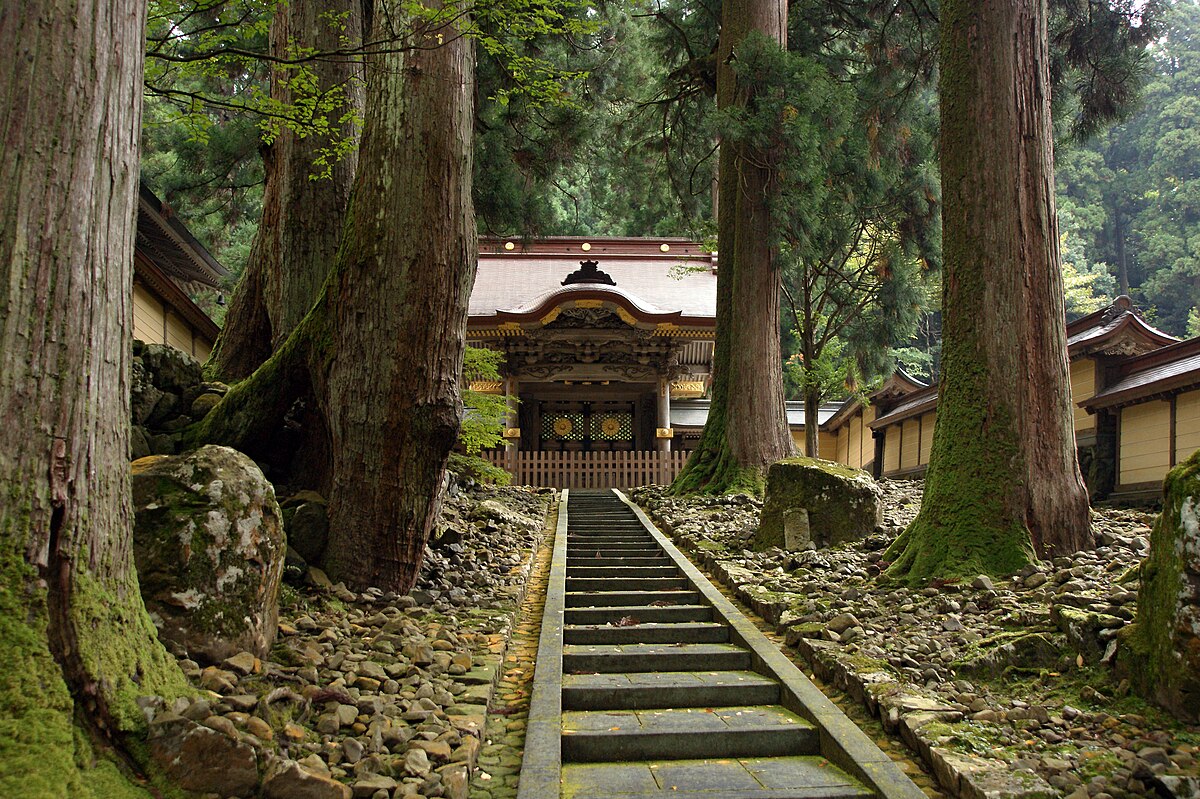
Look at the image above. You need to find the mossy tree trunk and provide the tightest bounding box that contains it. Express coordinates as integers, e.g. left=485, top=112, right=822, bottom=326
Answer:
left=670, top=0, right=795, bottom=495
left=208, top=0, right=364, bottom=381
left=885, top=0, right=1092, bottom=584
left=0, top=2, right=190, bottom=795
left=191, top=0, right=476, bottom=593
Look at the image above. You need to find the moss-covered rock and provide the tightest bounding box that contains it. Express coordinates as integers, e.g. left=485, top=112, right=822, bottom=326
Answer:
left=754, top=457, right=882, bottom=551
left=139, top=343, right=203, bottom=394
left=282, top=496, right=329, bottom=566
left=132, top=445, right=287, bottom=664
left=1123, top=449, right=1200, bottom=722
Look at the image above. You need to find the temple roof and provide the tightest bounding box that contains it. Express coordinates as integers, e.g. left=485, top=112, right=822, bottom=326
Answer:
left=670, top=399, right=843, bottom=430
left=136, top=183, right=229, bottom=291
left=470, top=237, right=717, bottom=322
left=1083, top=336, right=1200, bottom=410
left=1065, top=295, right=1177, bottom=356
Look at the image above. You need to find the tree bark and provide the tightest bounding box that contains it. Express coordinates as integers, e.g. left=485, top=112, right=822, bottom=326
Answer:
left=319, top=1, right=476, bottom=590
left=670, top=0, right=795, bottom=494
left=208, top=0, right=363, bottom=381
left=804, top=386, right=821, bottom=457
left=192, top=0, right=476, bottom=593
left=0, top=1, right=189, bottom=794
left=886, top=0, right=1092, bottom=583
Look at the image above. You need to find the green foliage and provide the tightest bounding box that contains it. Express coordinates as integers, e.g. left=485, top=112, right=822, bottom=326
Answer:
left=459, top=346, right=511, bottom=455
left=447, top=452, right=513, bottom=485
left=717, top=28, right=938, bottom=412
left=1054, top=0, right=1200, bottom=334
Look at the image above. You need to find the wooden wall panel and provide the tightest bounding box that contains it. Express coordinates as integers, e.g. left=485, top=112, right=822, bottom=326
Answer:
left=1175, top=391, right=1200, bottom=463
left=883, top=426, right=900, bottom=474
left=900, top=419, right=920, bottom=469
left=919, top=412, right=936, bottom=464
left=165, top=313, right=193, bottom=354
left=132, top=282, right=165, bottom=345
left=1070, top=359, right=1096, bottom=433
left=1120, top=401, right=1172, bottom=485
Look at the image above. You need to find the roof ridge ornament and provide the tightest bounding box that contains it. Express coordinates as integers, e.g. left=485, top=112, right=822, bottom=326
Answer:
left=561, top=260, right=616, bottom=287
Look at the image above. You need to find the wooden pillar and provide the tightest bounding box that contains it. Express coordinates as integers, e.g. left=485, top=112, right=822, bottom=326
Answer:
left=656, top=377, right=672, bottom=453
left=505, top=376, right=520, bottom=479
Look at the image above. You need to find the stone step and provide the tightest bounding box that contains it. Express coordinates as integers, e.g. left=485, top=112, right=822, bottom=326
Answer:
left=566, top=577, right=688, bottom=592
left=560, top=705, right=819, bottom=762
left=562, top=670, right=779, bottom=710
left=564, top=604, right=714, bottom=625
left=563, top=643, right=751, bottom=673
left=560, top=756, right=872, bottom=799
left=568, top=541, right=661, bottom=550
left=563, top=622, right=728, bottom=645
left=568, top=537, right=657, bottom=545
left=565, top=590, right=701, bottom=608
left=567, top=557, right=675, bottom=567
left=567, top=566, right=679, bottom=578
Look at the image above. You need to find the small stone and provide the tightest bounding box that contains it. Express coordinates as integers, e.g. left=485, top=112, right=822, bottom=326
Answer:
left=353, top=774, right=398, bottom=798
left=971, top=575, right=995, bottom=591
left=222, top=651, right=259, bottom=675
left=263, top=760, right=352, bottom=799
left=404, top=747, right=432, bottom=776
left=337, top=704, right=360, bottom=726
left=344, top=738, right=365, bottom=764
left=246, top=716, right=274, bottom=740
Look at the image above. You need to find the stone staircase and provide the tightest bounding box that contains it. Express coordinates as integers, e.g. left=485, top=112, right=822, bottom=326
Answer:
left=517, top=489, right=924, bottom=799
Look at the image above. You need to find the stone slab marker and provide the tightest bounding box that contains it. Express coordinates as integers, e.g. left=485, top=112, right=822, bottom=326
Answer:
left=1125, top=449, right=1200, bottom=722
left=754, top=457, right=882, bottom=551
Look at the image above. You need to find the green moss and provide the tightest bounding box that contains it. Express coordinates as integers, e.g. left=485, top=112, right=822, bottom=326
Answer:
left=1124, top=450, right=1200, bottom=718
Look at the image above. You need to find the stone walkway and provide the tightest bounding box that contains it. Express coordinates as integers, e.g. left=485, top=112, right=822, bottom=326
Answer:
left=514, top=490, right=923, bottom=799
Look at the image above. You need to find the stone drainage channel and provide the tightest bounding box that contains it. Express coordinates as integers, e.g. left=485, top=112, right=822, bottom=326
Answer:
left=517, top=489, right=924, bottom=799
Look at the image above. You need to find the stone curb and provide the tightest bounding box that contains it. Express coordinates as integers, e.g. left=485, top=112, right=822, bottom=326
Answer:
left=638, top=505, right=1056, bottom=799
left=515, top=490, right=569, bottom=799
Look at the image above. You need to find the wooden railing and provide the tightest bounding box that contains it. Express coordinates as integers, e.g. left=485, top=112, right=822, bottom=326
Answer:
left=482, top=449, right=690, bottom=489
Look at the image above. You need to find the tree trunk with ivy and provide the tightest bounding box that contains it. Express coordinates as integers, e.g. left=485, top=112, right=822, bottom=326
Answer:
left=0, top=1, right=190, bottom=795
left=190, top=0, right=476, bottom=593
left=208, top=0, right=363, bottom=381
left=671, top=0, right=794, bottom=495
left=885, top=0, right=1091, bottom=584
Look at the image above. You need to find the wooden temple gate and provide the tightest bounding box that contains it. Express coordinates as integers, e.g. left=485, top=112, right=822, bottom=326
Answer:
left=483, top=449, right=689, bottom=489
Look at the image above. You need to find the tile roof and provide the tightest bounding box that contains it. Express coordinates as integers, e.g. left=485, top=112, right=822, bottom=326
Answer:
left=470, top=238, right=717, bottom=320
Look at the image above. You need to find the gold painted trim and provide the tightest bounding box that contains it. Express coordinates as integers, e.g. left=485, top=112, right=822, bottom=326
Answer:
left=574, top=299, right=604, bottom=309
left=656, top=427, right=675, bottom=439
left=469, top=380, right=504, bottom=395
left=503, top=427, right=521, bottom=439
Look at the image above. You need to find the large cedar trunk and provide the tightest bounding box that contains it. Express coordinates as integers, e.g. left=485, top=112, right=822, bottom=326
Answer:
left=192, top=0, right=476, bottom=593
left=671, top=0, right=794, bottom=494
left=0, top=1, right=188, bottom=793
left=886, top=0, right=1092, bottom=583
left=208, top=0, right=363, bottom=381
left=318, top=2, right=477, bottom=590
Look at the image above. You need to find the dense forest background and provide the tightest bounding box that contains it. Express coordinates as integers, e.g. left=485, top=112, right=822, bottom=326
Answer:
left=142, top=0, right=1199, bottom=392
